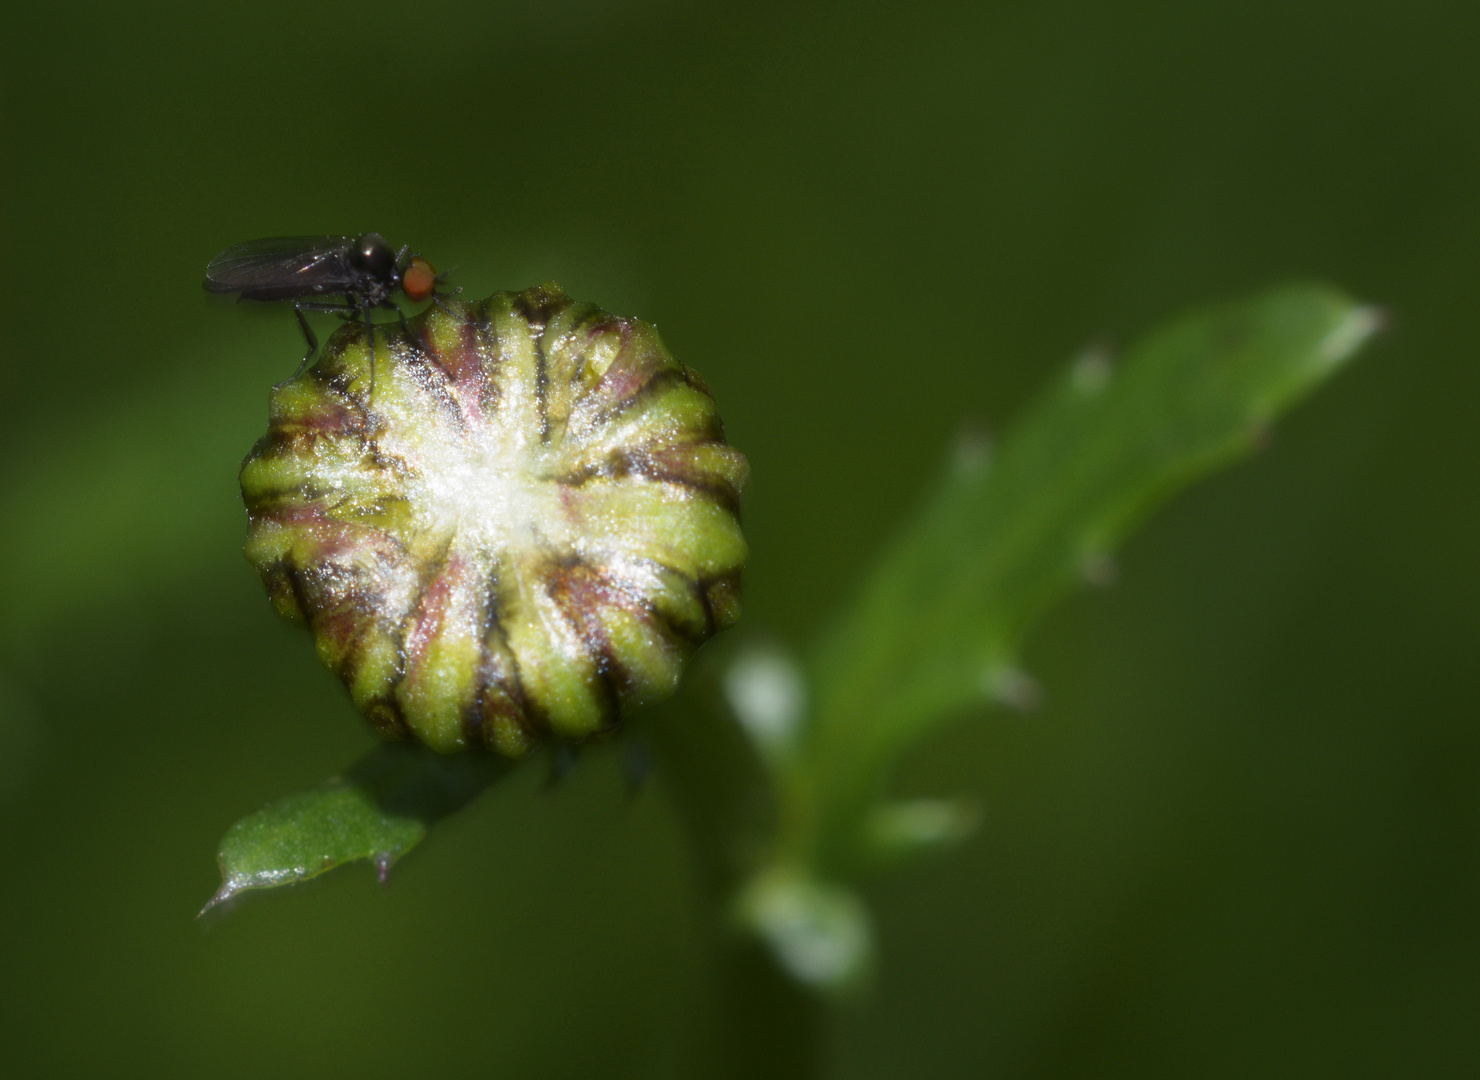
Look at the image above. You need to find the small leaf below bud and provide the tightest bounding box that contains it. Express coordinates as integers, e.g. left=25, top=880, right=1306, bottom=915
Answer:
left=203, top=743, right=509, bottom=913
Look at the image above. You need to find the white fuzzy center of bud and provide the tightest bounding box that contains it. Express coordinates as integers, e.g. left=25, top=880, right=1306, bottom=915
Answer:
left=378, top=357, right=575, bottom=560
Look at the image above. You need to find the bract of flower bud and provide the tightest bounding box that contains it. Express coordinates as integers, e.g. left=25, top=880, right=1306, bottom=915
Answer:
left=240, top=283, right=749, bottom=756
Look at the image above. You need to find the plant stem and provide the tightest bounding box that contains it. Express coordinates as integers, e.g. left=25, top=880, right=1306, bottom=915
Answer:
left=641, top=672, right=825, bottom=1079
left=706, top=935, right=823, bottom=1079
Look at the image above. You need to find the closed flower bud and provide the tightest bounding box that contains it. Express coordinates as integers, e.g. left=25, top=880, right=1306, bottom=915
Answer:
left=240, top=283, right=748, bottom=757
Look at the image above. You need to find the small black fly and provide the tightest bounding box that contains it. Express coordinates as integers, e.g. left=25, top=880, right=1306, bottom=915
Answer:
left=204, top=233, right=452, bottom=386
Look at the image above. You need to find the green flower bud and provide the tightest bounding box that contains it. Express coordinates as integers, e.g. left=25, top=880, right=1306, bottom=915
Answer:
left=240, top=283, right=748, bottom=757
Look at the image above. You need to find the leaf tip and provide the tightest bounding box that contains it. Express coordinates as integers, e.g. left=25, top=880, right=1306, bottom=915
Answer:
left=737, top=870, right=873, bottom=994
left=198, top=876, right=246, bottom=918
left=1070, top=342, right=1114, bottom=395
left=724, top=645, right=807, bottom=760
left=1318, top=303, right=1386, bottom=368
left=951, top=420, right=993, bottom=477
left=863, top=798, right=982, bottom=865
left=983, top=665, right=1042, bottom=711
left=1081, top=550, right=1118, bottom=587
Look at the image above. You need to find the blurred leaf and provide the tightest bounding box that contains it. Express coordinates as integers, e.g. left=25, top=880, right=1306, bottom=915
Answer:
left=859, top=798, right=981, bottom=867
left=722, top=643, right=808, bottom=766
left=203, top=742, right=512, bottom=913
left=791, top=283, right=1381, bottom=871
left=735, top=868, right=873, bottom=995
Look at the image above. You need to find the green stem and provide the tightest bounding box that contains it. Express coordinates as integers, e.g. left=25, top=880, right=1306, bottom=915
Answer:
left=706, top=936, right=823, bottom=1079
left=641, top=672, right=824, bottom=1079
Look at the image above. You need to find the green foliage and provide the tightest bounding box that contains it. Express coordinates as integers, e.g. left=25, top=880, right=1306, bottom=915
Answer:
left=732, top=284, right=1379, bottom=987
left=206, top=283, right=1378, bottom=997
left=205, top=743, right=510, bottom=912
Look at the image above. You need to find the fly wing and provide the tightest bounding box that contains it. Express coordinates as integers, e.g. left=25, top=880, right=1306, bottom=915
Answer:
left=204, top=236, right=357, bottom=300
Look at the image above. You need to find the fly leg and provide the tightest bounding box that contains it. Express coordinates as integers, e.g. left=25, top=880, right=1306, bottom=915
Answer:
left=359, top=300, right=414, bottom=397
left=431, top=285, right=472, bottom=326
left=291, top=305, right=319, bottom=376
left=362, top=301, right=378, bottom=397
left=386, top=302, right=420, bottom=367
left=292, top=301, right=359, bottom=376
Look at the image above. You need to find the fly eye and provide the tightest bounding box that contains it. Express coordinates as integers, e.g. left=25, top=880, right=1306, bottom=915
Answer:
left=402, top=257, right=438, bottom=302
left=351, top=233, right=395, bottom=278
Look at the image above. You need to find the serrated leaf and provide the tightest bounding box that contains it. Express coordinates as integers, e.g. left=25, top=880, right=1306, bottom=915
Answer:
left=203, top=742, right=511, bottom=913
left=793, top=284, right=1380, bottom=870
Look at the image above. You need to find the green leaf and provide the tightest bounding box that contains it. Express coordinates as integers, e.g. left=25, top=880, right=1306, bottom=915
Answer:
left=735, top=868, right=874, bottom=995
left=859, top=798, right=982, bottom=867
left=791, top=283, right=1381, bottom=872
left=202, top=742, right=512, bottom=913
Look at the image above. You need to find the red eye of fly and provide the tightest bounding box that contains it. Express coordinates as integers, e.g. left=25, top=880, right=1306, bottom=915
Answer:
left=403, top=257, right=438, bottom=302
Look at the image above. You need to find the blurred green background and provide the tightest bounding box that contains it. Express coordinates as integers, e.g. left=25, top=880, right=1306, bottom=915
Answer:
left=2, top=1, right=1476, bottom=1075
